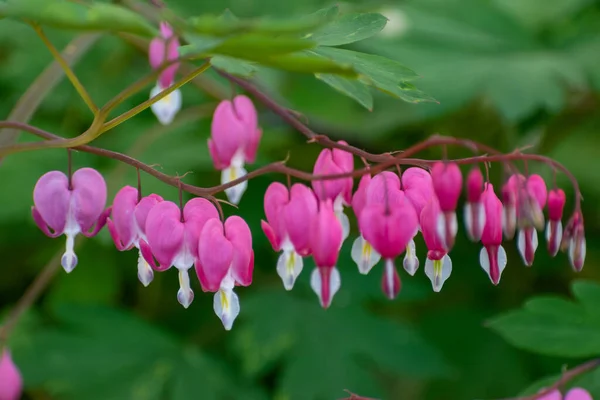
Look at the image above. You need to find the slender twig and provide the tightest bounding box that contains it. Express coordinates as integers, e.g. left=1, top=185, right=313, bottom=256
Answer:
left=492, top=358, right=600, bottom=400
left=32, top=25, right=98, bottom=114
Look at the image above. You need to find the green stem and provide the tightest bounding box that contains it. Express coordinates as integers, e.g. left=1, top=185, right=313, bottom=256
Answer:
left=33, top=25, right=98, bottom=115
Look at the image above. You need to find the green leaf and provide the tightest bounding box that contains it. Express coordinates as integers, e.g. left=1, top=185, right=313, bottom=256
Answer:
left=233, top=290, right=450, bottom=400
left=210, top=55, right=257, bottom=77
left=259, top=52, right=356, bottom=75
left=310, top=13, right=388, bottom=46
left=313, top=47, right=435, bottom=103
left=187, top=11, right=326, bottom=37
left=487, top=280, right=600, bottom=358
left=0, top=0, right=156, bottom=37
left=211, top=34, right=316, bottom=59
left=179, top=35, right=224, bottom=59
left=315, top=73, right=373, bottom=110
left=13, top=305, right=264, bottom=400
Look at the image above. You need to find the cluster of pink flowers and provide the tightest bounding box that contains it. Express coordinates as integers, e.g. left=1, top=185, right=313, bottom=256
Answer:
left=263, top=153, right=585, bottom=305
left=539, top=387, right=593, bottom=400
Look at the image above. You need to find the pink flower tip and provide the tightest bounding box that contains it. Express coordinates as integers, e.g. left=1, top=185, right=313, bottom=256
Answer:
left=0, top=349, right=23, bottom=400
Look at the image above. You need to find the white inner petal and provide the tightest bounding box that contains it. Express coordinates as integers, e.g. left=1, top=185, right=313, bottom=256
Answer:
left=335, top=208, right=350, bottom=243
left=213, top=287, right=240, bottom=331
left=310, top=267, right=341, bottom=308
left=276, top=249, right=303, bottom=290
left=150, top=85, right=182, bottom=125
left=403, top=239, right=419, bottom=276
left=177, top=268, right=194, bottom=308
left=137, top=248, right=154, bottom=287
left=464, top=202, right=474, bottom=241
left=383, top=258, right=398, bottom=299
left=424, top=255, right=452, bottom=293
left=61, top=196, right=81, bottom=273
left=351, top=235, right=380, bottom=275
left=222, top=165, right=248, bottom=205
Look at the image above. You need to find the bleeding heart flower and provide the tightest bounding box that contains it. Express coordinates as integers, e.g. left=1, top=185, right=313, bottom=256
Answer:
left=479, top=183, right=507, bottom=285
left=149, top=22, right=181, bottom=125
left=312, top=142, right=354, bottom=241
left=401, top=167, right=434, bottom=275
left=421, top=198, right=452, bottom=292
left=431, top=162, right=462, bottom=250
left=32, top=168, right=110, bottom=273
left=0, top=349, right=22, bottom=400
left=501, top=173, right=525, bottom=240
left=517, top=174, right=548, bottom=266
left=464, top=167, right=486, bottom=242
left=261, top=182, right=317, bottom=290
left=208, top=95, right=262, bottom=205
left=360, top=196, right=418, bottom=300
left=140, top=198, right=219, bottom=308
left=350, top=174, right=381, bottom=275
left=536, top=387, right=592, bottom=400
left=546, top=188, right=566, bottom=257
left=562, top=211, right=585, bottom=272
left=309, top=200, right=343, bottom=308
left=197, top=216, right=254, bottom=330
left=107, top=186, right=163, bottom=287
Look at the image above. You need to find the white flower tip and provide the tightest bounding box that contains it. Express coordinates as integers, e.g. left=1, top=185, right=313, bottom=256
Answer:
left=425, top=255, right=452, bottom=292
left=137, top=252, right=154, bottom=287
left=402, top=240, right=419, bottom=276
left=310, top=267, right=341, bottom=308
left=214, top=289, right=240, bottom=331
left=222, top=166, right=248, bottom=205
left=177, top=288, right=194, bottom=308
left=351, top=236, right=380, bottom=275
left=150, top=86, right=182, bottom=125
left=61, top=252, right=78, bottom=273
left=276, top=250, right=303, bottom=291
left=336, top=209, right=350, bottom=242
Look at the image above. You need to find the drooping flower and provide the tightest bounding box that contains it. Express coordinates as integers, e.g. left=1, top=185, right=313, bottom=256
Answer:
left=360, top=187, right=418, bottom=300
left=208, top=95, right=262, bottom=205
left=464, top=167, right=486, bottom=242
left=431, top=162, right=462, bottom=250
left=350, top=174, right=381, bottom=274
left=562, top=211, right=585, bottom=272
left=140, top=198, right=219, bottom=308
left=0, top=349, right=22, bottom=400
left=402, top=167, right=434, bottom=275
left=479, top=183, right=507, bottom=285
left=197, top=216, right=253, bottom=330
left=32, top=168, right=110, bottom=273
left=309, top=199, right=343, bottom=308
left=261, top=182, right=317, bottom=290
left=312, top=142, right=354, bottom=241
left=516, top=174, right=547, bottom=266
left=501, top=173, right=525, bottom=240
left=421, top=198, right=452, bottom=292
left=107, top=186, right=163, bottom=287
left=546, top=188, right=566, bottom=257
left=148, top=22, right=181, bottom=125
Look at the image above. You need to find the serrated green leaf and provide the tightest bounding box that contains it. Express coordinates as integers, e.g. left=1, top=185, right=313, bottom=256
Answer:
left=210, top=55, right=257, bottom=77
left=310, top=13, right=388, bottom=46
left=0, top=0, right=156, bottom=37
left=313, top=47, right=435, bottom=103
left=233, top=290, right=450, bottom=400
left=315, top=73, right=373, bottom=110
left=488, top=280, right=600, bottom=358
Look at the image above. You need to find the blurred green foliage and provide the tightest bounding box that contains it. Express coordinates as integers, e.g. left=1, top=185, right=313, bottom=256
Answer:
left=1, top=0, right=600, bottom=399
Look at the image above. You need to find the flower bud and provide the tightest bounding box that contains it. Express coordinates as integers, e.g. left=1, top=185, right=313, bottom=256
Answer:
left=464, top=167, right=486, bottom=242
left=546, top=189, right=566, bottom=257
left=431, top=162, right=462, bottom=250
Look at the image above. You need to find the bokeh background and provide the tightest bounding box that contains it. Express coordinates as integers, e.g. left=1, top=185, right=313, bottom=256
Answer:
left=1, top=0, right=600, bottom=399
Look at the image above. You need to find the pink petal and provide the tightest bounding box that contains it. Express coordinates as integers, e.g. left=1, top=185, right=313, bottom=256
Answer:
left=536, top=389, right=562, bottom=400
left=565, top=388, right=593, bottom=400
left=331, top=141, right=354, bottom=203
left=0, top=349, right=23, bottom=400
left=71, top=168, right=107, bottom=233
left=148, top=37, right=165, bottom=70
left=420, top=198, right=445, bottom=254
left=466, top=167, right=484, bottom=203
left=109, top=186, right=138, bottom=249
left=547, top=189, right=566, bottom=221
left=244, top=128, right=262, bottom=164
left=145, top=201, right=184, bottom=269
left=431, top=162, right=463, bottom=212
left=31, top=207, right=63, bottom=238
left=159, top=22, right=174, bottom=39
left=312, top=152, right=346, bottom=202
left=310, top=200, right=342, bottom=268
left=261, top=220, right=280, bottom=252
left=352, top=174, right=372, bottom=228
left=107, top=218, right=129, bottom=251
left=233, top=94, right=258, bottom=135
left=197, top=218, right=234, bottom=292
left=402, top=167, right=434, bottom=218
left=80, top=206, right=111, bottom=238
left=225, top=216, right=253, bottom=286
left=207, top=138, right=226, bottom=170
left=365, top=172, right=402, bottom=207
left=360, top=203, right=418, bottom=259
left=183, top=198, right=220, bottom=258
left=134, top=194, right=164, bottom=236
left=263, top=182, right=289, bottom=247
left=33, top=170, right=70, bottom=234
left=481, top=183, right=503, bottom=246
left=527, top=174, right=548, bottom=209
left=284, top=184, right=317, bottom=255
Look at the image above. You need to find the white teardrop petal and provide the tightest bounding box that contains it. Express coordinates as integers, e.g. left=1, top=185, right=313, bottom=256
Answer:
left=336, top=209, right=351, bottom=242
left=329, top=267, right=341, bottom=302
left=464, top=203, right=474, bottom=241
left=61, top=233, right=78, bottom=273
left=351, top=235, right=380, bottom=275
left=479, top=246, right=490, bottom=277
left=222, top=165, right=248, bottom=205
left=150, top=85, right=182, bottom=125
left=276, top=250, right=303, bottom=290
left=310, top=267, right=322, bottom=304
left=517, top=229, right=526, bottom=265
left=403, top=239, right=419, bottom=276
left=424, top=255, right=452, bottom=292
left=137, top=248, right=154, bottom=287
left=176, top=268, right=194, bottom=308
left=497, top=245, right=507, bottom=277
left=213, top=289, right=240, bottom=331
